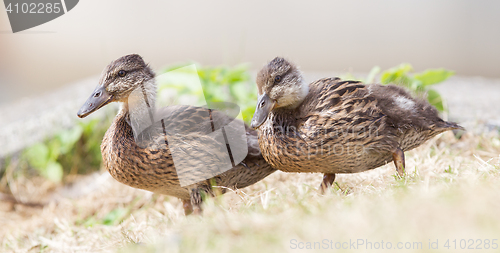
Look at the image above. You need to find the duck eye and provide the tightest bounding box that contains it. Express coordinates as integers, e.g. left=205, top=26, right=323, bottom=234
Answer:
left=118, top=70, right=126, bottom=77
left=260, top=100, right=266, bottom=108
left=274, top=75, right=282, bottom=83
left=94, top=91, right=101, bottom=98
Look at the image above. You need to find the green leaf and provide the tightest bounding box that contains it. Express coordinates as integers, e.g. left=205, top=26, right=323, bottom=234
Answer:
left=80, top=118, right=102, bottom=139
left=24, top=143, right=49, bottom=170
left=427, top=89, right=444, bottom=112
left=410, top=79, right=424, bottom=93
left=81, top=216, right=98, bottom=228
left=47, top=140, right=61, bottom=161
left=45, top=161, right=63, bottom=182
left=58, top=125, right=83, bottom=154
left=102, top=208, right=127, bottom=225
left=339, top=72, right=362, bottom=82
left=229, top=82, right=250, bottom=102
left=414, top=69, right=454, bottom=87
left=380, top=63, right=413, bottom=85
left=225, top=65, right=249, bottom=83
left=365, top=66, right=381, bottom=83
left=241, top=106, right=256, bottom=124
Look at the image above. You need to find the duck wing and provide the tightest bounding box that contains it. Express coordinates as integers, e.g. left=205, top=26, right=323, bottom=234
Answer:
left=297, top=78, right=397, bottom=152
left=298, top=78, right=463, bottom=152
left=132, top=104, right=261, bottom=186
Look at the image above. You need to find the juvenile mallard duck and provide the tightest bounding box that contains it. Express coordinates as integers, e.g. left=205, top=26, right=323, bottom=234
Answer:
left=250, top=57, right=463, bottom=192
left=77, top=54, right=275, bottom=214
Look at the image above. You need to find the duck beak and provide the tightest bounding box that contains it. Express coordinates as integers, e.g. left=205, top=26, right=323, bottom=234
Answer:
left=77, top=85, right=114, bottom=118
left=250, top=93, right=275, bottom=129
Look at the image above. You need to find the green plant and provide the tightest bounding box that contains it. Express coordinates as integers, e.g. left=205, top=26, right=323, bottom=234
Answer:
left=342, top=64, right=454, bottom=112
left=22, top=117, right=111, bottom=182
left=378, top=64, right=454, bottom=111
left=23, top=126, right=82, bottom=182
left=157, top=64, right=258, bottom=124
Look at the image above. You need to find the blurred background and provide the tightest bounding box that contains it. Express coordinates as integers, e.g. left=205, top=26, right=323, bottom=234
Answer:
left=1, top=0, right=499, bottom=106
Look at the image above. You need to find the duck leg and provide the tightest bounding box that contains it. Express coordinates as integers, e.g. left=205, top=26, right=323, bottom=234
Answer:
left=392, top=148, right=405, bottom=176
left=182, top=199, right=194, bottom=215
left=189, top=188, right=203, bottom=215
left=319, top=173, right=336, bottom=194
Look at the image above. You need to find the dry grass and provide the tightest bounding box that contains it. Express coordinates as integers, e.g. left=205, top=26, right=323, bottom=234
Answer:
left=1, top=130, right=500, bottom=253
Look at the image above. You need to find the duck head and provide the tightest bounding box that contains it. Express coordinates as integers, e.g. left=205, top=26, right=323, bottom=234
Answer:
left=250, top=57, right=308, bottom=129
left=77, top=54, right=156, bottom=118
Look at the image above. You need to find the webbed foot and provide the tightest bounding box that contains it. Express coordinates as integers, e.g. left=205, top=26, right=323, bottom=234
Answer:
left=319, top=173, right=336, bottom=194
left=392, top=148, right=406, bottom=177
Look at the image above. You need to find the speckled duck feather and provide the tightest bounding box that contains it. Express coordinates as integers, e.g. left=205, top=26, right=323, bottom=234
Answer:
left=257, top=62, right=463, bottom=174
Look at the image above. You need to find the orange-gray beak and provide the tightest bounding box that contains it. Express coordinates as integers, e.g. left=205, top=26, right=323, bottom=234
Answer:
left=77, top=85, right=114, bottom=118
left=250, top=93, right=275, bottom=129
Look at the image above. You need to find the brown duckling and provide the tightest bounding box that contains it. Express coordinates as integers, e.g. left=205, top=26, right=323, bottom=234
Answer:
left=77, top=54, right=275, bottom=214
left=250, top=57, right=463, bottom=192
